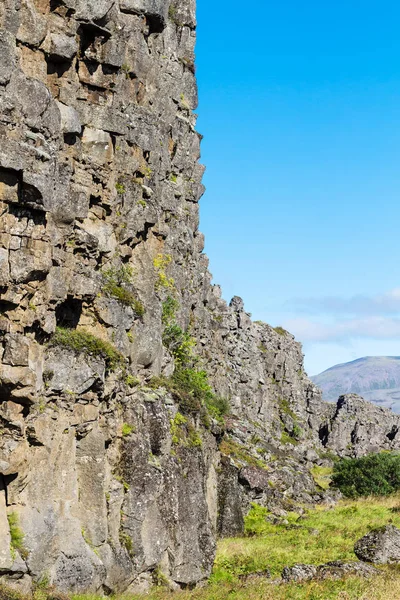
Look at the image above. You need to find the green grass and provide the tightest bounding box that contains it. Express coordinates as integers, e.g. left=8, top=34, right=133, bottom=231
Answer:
left=51, top=327, right=125, bottom=372
left=68, top=567, right=400, bottom=600
left=219, top=438, right=268, bottom=470
left=213, top=495, right=400, bottom=581
left=273, top=326, right=288, bottom=336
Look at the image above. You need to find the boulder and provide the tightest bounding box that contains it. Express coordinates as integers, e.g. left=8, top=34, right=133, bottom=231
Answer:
left=355, top=525, right=400, bottom=564
left=282, top=560, right=378, bottom=583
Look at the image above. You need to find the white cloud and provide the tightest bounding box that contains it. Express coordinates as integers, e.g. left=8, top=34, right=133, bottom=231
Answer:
left=284, top=316, right=400, bottom=343
left=290, top=287, right=400, bottom=316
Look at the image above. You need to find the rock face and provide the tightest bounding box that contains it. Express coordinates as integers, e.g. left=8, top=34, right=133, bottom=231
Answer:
left=1, top=0, right=400, bottom=595
left=354, top=525, right=400, bottom=564
left=319, top=394, right=400, bottom=457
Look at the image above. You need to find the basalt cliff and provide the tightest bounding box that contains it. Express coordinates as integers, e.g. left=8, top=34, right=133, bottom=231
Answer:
left=1, top=0, right=400, bottom=595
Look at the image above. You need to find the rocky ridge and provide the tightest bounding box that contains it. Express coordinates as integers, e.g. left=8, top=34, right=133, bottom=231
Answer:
left=1, top=0, right=400, bottom=595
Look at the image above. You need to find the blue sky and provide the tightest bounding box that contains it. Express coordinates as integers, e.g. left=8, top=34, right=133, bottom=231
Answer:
left=195, top=0, right=400, bottom=376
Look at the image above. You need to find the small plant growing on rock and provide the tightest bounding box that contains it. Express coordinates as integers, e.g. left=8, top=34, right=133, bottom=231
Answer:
left=120, top=63, right=132, bottom=79
left=125, top=374, right=139, bottom=388
left=119, top=531, right=134, bottom=557
left=115, top=182, right=126, bottom=195
left=102, top=265, right=145, bottom=317
left=7, top=512, right=28, bottom=559
left=121, top=423, right=134, bottom=436
left=170, top=412, right=202, bottom=448
left=51, top=327, right=124, bottom=372
left=153, top=253, right=175, bottom=291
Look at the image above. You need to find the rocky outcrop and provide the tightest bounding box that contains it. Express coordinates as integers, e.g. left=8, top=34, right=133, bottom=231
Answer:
left=319, top=394, right=400, bottom=457
left=1, top=0, right=400, bottom=596
left=354, top=525, right=400, bottom=564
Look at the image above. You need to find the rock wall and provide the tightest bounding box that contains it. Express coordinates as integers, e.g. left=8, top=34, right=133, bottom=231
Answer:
left=1, top=0, right=400, bottom=595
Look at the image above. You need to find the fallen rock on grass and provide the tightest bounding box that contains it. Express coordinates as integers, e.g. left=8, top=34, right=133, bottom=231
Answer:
left=282, top=560, right=379, bottom=583
left=355, top=525, right=400, bottom=564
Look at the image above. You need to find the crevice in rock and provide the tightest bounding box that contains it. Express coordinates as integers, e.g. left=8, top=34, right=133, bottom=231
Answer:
left=387, top=425, right=398, bottom=441
left=0, top=298, right=18, bottom=313
left=55, top=297, right=83, bottom=329
left=0, top=382, right=13, bottom=403
left=24, top=321, right=49, bottom=344
left=131, top=222, right=155, bottom=246
left=64, top=133, right=80, bottom=146
left=77, top=23, right=111, bottom=57
left=318, top=423, right=329, bottom=447
left=21, top=182, right=44, bottom=210
left=50, top=0, right=75, bottom=17
left=46, top=57, right=72, bottom=78
left=1, top=473, right=18, bottom=506
left=8, top=203, right=47, bottom=227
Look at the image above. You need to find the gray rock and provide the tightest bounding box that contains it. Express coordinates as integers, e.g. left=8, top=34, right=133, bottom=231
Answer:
left=0, top=30, right=15, bottom=84
left=16, top=0, right=47, bottom=47
left=56, top=102, right=82, bottom=134
left=120, top=0, right=168, bottom=30
left=282, top=564, right=317, bottom=582
left=47, top=34, right=78, bottom=61
left=282, top=561, right=378, bottom=583
left=354, top=525, right=400, bottom=564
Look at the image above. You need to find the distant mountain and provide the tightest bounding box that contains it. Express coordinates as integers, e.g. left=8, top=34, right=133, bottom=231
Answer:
left=311, top=356, right=400, bottom=413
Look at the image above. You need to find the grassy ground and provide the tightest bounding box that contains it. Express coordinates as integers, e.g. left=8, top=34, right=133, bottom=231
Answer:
left=30, top=494, right=400, bottom=600
left=212, top=494, right=400, bottom=581
left=71, top=569, right=400, bottom=600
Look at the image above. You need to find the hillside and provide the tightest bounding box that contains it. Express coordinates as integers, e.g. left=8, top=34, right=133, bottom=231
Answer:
left=312, top=357, right=400, bottom=412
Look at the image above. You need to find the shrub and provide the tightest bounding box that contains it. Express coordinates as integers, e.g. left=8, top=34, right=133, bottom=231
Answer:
left=51, top=327, right=124, bottom=372
left=149, top=367, right=229, bottom=420
left=206, top=394, right=230, bottom=422
left=163, top=324, right=195, bottom=366
left=162, top=296, right=179, bottom=325
left=170, top=412, right=202, bottom=447
left=153, top=254, right=175, bottom=291
left=332, top=452, right=400, bottom=498
left=244, top=503, right=270, bottom=536
left=311, top=465, right=333, bottom=490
